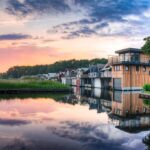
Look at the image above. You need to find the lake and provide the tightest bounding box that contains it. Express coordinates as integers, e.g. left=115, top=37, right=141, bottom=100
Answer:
left=0, top=87, right=149, bottom=150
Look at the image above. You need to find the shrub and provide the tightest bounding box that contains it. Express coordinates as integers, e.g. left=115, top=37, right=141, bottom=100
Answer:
left=143, top=99, right=150, bottom=107
left=143, top=84, right=150, bottom=91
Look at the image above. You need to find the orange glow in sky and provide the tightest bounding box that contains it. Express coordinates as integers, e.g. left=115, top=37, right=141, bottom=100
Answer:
left=0, top=0, right=148, bottom=72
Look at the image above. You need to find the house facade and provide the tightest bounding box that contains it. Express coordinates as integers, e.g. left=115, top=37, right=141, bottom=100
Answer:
left=76, top=68, right=88, bottom=87
left=109, top=48, right=150, bottom=91
left=80, top=64, right=105, bottom=88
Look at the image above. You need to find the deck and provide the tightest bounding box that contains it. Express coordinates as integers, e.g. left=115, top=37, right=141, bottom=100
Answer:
left=139, top=93, right=150, bottom=99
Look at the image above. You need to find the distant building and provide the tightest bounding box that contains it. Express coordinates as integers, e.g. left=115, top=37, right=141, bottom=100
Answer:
left=37, top=73, right=58, bottom=80
left=61, top=69, right=77, bottom=85
left=76, top=68, right=88, bottom=87
left=80, top=64, right=105, bottom=88
left=88, top=64, right=105, bottom=88
left=21, top=73, right=59, bottom=80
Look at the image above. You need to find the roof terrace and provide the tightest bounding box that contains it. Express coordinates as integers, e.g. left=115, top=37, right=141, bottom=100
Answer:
left=108, top=48, right=150, bottom=65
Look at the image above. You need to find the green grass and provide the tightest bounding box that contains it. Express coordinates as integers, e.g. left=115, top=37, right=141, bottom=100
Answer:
left=0, top=79, right=70, bottom=90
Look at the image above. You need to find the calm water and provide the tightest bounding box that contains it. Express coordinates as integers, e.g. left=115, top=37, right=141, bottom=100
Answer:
left=0, top=88, right=149, bottom=150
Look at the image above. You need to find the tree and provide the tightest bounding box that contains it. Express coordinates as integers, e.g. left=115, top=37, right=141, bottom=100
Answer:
left=142, top=37, right=150, bottom=56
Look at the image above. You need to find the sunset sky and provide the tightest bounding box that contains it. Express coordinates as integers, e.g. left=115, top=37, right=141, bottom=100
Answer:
left=1, top=0, right=150, bottom=72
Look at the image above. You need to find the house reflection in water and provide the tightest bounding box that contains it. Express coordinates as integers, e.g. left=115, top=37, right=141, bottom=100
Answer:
left=109, top=91, right=150, bottom=133
left=64, top=87, right=150, bottom=133
left=77, top=88, right=112, bottom=113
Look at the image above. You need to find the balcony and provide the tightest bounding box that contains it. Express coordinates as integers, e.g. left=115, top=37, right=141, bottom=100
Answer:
left=88, top=72, right=100, bottom=78
left=108, top=55, right=150, bottom=65
left=81, top=74, right=89, bottom=78
left=100, top=71, right=112, bottom=78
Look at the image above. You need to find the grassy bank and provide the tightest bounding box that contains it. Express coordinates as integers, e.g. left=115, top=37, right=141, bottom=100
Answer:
left=0, top=79, right=70, bottom=91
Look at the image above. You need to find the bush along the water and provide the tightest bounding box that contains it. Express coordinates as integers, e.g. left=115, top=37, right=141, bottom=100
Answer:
left=143, top=84, right=150, bottom=91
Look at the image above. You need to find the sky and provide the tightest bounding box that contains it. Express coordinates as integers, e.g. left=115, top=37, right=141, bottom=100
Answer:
left=0, top=0, right=150, bottom=72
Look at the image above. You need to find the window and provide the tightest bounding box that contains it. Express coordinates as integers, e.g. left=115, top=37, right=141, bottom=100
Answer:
left=143, top=66, right=146, bottom=72
left=119, top=54, right=124, bottom=61
left=114, top=66, right=120, bottom=71
left=113, top=78, right=121, bottom=90
left=143, top=107, right=147, bottom=113
left=136, top=66, right=139, bottom=72
left=131, top=53, right=140, bottom=62
left=125, top=65, right=129, bottom=71
left=125, top=53, right=130, bottom=61
left=114, top=91, right=121, bottom=101
left=115, top=109, right=122, bottom=115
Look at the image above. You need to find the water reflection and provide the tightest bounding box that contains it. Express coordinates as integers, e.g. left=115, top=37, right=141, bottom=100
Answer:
left=71, top=87, right=150, bottom=133
left=0, top=88, right=149, bottom=150
left=143, top=133, right=150, bottom=150
left=110, top=91, right=150, bottom=133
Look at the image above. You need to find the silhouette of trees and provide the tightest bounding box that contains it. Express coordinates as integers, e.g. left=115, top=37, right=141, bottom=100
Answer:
left=0, top=58, right=107, bottom=79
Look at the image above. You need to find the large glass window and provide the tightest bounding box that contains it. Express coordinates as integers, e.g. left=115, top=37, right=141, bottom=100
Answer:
left=119, top=54, right=124, bottom=61
left=131, top=53, right=140, bottom=62
left=125, top=53, right=130, bottom=61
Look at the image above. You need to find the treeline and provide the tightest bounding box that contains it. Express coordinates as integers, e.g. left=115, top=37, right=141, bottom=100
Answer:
left=0, top=58, right=107, bottom=79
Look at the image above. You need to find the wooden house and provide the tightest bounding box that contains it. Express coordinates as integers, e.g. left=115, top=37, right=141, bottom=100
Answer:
left=109, top=48, right=150, bottom=91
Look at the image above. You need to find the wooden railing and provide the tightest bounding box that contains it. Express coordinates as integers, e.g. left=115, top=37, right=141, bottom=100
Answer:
left=108, top=56, right=150, bottom=64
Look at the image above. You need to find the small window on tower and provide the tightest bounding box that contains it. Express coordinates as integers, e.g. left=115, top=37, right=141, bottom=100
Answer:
left=114, top=66, right=120, bottom=71
left=125, top=66, right=129, bottom=71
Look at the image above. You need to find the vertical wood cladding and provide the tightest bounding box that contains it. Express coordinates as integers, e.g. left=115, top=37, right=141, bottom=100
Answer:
left=112, top=65, right=150, bottom=89
left=112, top=92, right=150, bottom=117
